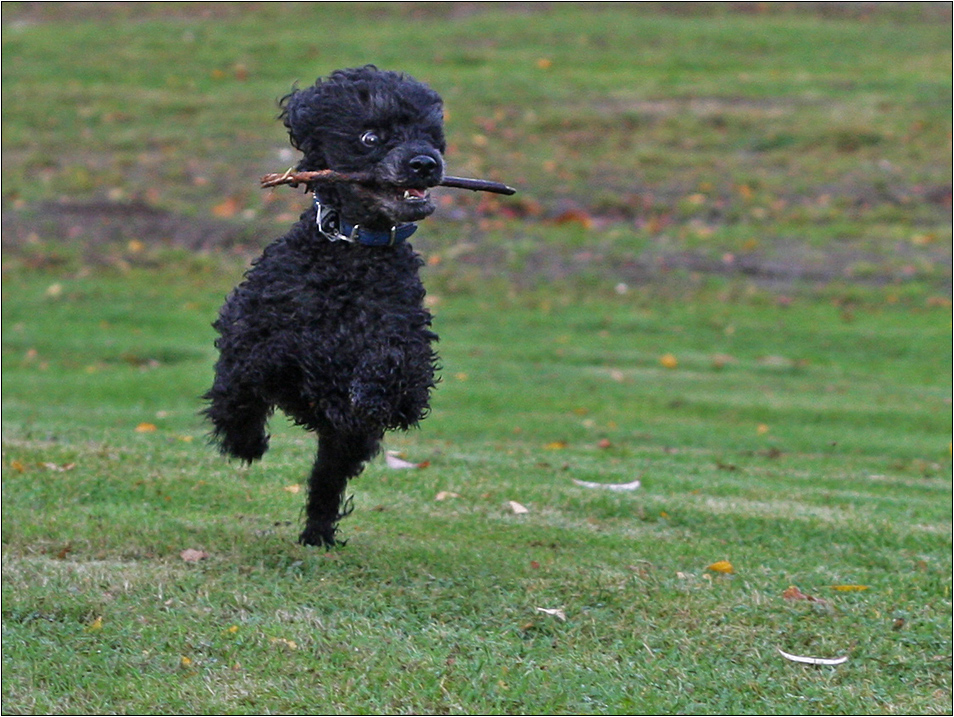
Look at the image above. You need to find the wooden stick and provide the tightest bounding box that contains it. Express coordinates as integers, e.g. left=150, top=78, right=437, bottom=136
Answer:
left=438, top=176, right=516, bottom=195
left=260, top=169, right=516, bottom=196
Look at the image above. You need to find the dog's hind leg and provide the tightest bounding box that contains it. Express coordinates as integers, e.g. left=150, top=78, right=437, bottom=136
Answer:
left=203, top=382, right=271, bottom=463
left=299, top=431, right=381, bottom=547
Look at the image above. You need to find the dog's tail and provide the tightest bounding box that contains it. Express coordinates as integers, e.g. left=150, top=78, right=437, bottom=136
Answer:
left=201, top=382, right=272, bottom=463
left=299, top=430, right=381, bottom=546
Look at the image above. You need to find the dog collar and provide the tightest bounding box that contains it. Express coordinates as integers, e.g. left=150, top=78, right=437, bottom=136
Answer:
left=314, top=194, right=417, bottom=247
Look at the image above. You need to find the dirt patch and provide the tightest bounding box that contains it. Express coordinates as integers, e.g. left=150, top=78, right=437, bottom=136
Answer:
left=3, top=199, right=950, bottom=293
left=2, top=200, right=253, bottom=253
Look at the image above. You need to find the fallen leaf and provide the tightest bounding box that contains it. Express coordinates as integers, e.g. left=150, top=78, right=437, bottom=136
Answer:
left=180, top=549, right=209, bottom=563
left=830, top=584, right=869, bottom=592
left=435, top=491, right=460, bottom=501
left=756, top=424, right=770, bottom=435
left=659, top=353, right=679, bottom=369
left=777, top=648, right=848, bottom=666
left=135, top=422, right=157, bottom=433
left=85, top=616, right=103, bottom=632
left=545, top=440, right=568, bottom=450
left=41, top=462, right=76, bottom=472
left=508, top=501, right=530, bottom=515
left=535, top=607, right=566, bottom=621
left=385, top=451, right=429, bottom=469
left=212, top=197, right=241, bottom=218
left=269, top=637, right=298, bottom=650
left=283, top=484, right=301, bottom=494
left=553, top=209, right=593, bottom=228
left=572, top=478, right=641, bottom=491
left=180, top=656, right=193, bottom=667
left=782, top=585, right=827, bottom=604
left=711, top=353, right=737, bottom=369
left=706, top=560, right=734, bottom=574
left=597, top=438, right=613, bottom=449
left=10, top=460, right=26, bottom=472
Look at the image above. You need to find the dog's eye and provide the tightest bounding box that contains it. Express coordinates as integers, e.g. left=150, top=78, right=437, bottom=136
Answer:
left=360, top=130, right=382, bottom=148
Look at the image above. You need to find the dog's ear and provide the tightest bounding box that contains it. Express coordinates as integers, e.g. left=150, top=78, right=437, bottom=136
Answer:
left=278, top=85, right=327, bottom=169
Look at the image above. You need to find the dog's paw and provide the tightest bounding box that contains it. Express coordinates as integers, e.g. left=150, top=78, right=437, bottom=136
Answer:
left=220, top=431, right=270, bottom=463
left=299, top=522, right=344, bottom=548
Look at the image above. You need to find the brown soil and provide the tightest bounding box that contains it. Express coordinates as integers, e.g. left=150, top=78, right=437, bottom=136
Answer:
left=4, top=199, right=950, bottom=293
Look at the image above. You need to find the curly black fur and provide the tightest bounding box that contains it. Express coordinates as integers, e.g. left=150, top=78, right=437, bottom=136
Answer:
left=203, top=66, right=444, bottom=547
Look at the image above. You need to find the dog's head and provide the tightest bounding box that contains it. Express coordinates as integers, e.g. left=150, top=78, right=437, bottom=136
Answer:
left=280, top=66, right=446, bottom=229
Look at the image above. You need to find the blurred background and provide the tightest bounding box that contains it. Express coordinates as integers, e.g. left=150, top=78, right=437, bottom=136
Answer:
left=3, top=2, right=950, bottom=291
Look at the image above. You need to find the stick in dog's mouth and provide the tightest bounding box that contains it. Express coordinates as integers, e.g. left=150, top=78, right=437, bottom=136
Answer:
left=260, top=169, right=516, bottom=196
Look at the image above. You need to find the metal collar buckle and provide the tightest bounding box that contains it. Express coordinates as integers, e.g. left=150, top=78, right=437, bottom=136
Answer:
left=314, top=194, right=415, bottom=246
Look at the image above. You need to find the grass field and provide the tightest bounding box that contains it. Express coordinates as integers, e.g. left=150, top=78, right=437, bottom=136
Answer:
left=2, top=3, right=952, bottom=714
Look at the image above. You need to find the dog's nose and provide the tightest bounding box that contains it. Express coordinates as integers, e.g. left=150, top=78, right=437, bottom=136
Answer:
left=408, top=154, right=440, bottom=179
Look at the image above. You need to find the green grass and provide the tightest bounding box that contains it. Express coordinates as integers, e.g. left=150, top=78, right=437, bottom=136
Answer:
left=3, top=259, right=950, bottom=714
left=2, top=3, right=952, bottom=715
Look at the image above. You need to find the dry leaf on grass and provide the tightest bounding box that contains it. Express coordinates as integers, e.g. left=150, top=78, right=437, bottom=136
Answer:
left=572, top=478, right=641, bottom=491
left=54, top=544, right=72, bottom=560
left=180, top=549, right=209, bottom=562
left=778, top=648, right=848, bottom=666
left=435, top=491, right=460, bottom=501
left=830, top=584, right=869, bottom=592
left=211, top=197, right=241, bottom=218
left=706, top=560, right=735, bottom=574
left=385, top=451, right=429, bottom=469
left=40, top=462, right=76, bottom=472
left=782, top=585, right=828, bottom=604
left=508, top=501, right=530, bottom=514
left=135, top=422, right=157, bottom=433
left=283, top=484, right=301, bottom=494
left=535, top=607, right=567, bottom=621
left=269, top=637, right=298, bottom=650
left=659, top=353, right=679, bottom=369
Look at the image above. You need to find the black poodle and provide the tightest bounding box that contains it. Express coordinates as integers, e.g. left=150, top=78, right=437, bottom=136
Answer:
left=204, top=66, right=445, bottom=546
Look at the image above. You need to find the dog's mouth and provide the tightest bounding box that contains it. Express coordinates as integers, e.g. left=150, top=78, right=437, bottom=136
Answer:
left=370, top=184, right=437, bottom=222
left=399, top=187, right=429, bottom=204
left=340, top=181, right=438, bottom=227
